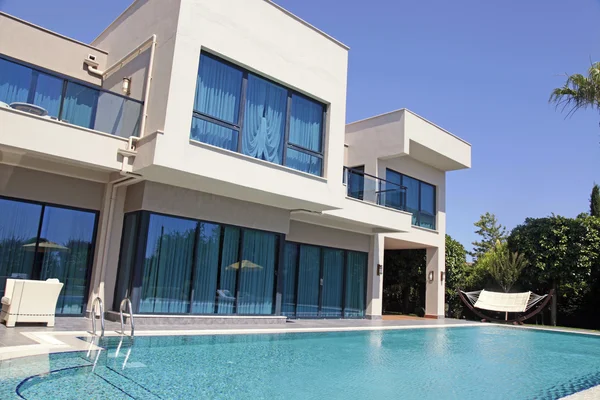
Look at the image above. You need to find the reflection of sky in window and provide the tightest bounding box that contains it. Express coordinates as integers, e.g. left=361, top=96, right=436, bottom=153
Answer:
left=145, top=215, right=197, bottom=258
left=199, top=222, right=220, bottom=242
left=0, top=199, right=42, bottom=241
left=39, top=207, right=95, bottom=246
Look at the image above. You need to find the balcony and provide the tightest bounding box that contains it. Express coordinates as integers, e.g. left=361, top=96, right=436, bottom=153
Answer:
left=343, top=167, right=436, bottom=230
left=0, top=56, right=142, bottom=138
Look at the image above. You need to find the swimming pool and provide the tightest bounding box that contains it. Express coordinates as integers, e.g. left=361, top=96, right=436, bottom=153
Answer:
left=1, top=326, right=599, bottom=399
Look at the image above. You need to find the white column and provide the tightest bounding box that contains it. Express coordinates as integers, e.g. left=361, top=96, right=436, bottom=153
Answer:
left=366, top=233, right=385, bottom=319
left=425, top=246, right=445, bottom=318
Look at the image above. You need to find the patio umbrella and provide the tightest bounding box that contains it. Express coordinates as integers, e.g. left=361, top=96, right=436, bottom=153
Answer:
left=225, top=260, right=263, bottom=270
left=22, top=239, right=70, bottom=253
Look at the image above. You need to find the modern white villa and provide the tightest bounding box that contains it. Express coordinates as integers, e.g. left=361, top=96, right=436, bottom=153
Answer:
left=0, top=0, right=471, bottom=324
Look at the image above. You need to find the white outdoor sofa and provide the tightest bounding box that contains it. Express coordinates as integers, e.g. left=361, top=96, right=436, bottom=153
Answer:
left=1, top=279, right=64, bottom=327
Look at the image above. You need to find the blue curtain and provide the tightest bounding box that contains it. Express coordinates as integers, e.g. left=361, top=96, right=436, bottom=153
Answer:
left=140, top=215, right=196, bottom=314
left=281, top=243, right=298, bottom=317
left=344, top=251, right=367, bottom=318
left=286, top=148, right=322, bottom=176
left=61, top=82, right=99, bottom=129
left=114, top=213, right=139, bottom=311
left=0, top=58, right=32, bottom=105
left=242, top=74, right=287, bottom=164
left=296, top=245, right=320, bottom=317
left=237, top=230, right=277, bottom=315
left=32, top=72, right=62, bottom=118
left=191, top=222, right=221, bottom=314
left=0, top=199, right=41, bottom=298
left=194, top=55, right=242, bottom=124
left=217, top=227, right=240, bottom=314
left=289, top=94, right=323, bottom=152
left=190, top=117, right=238, bottom=151
left=321, top=249, right=344, bottom=317
left=419, top=183, right=436, bottom=229
left=38, top=207, right=96, bottom=315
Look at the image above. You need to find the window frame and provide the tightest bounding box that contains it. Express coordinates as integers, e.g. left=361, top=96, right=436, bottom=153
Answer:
left=191, top=51, right=327, bottom=177
left=385, top=168, right=437, bottom=230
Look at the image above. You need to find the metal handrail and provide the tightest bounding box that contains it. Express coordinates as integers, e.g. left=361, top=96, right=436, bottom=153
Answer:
left=343, top=166, right=408, bottom=190
left=119, top=298, right=135, bottom=337
left=89, top=297, right=105, bottom=337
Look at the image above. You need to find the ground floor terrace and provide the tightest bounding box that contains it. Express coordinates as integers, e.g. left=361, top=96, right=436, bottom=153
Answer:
left=0, top=164, right=445, bottom=325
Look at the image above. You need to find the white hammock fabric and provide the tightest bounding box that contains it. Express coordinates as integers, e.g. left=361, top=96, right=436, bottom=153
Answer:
left=461, top=289, right=548, bottom=313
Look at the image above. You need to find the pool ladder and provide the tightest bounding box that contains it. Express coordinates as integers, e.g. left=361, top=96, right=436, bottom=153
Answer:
left=88, top=297, right=105, bottom=337
left=118, top=297, right=135, bottom=337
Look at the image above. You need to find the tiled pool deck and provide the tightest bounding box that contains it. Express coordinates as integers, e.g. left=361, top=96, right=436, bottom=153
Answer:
left=0, top=317, right=598, bottom=399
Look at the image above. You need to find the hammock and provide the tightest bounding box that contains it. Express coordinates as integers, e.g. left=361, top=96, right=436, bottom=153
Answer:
left=458, top=289, right=554, bottom=323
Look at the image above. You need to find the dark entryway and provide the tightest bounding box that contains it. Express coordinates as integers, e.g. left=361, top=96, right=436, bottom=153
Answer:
left=382, top=249, right=426, bottom=317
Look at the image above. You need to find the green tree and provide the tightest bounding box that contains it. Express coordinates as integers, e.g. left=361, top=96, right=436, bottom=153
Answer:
left=478, top=241, right=527, bottom=293
left=550, top=62, right=600, bottom=118
left=591, top=184, right=600, bottom=217
left=471, top=212, right=507, bottom=262
left=445, top=234, right=468, bottom=318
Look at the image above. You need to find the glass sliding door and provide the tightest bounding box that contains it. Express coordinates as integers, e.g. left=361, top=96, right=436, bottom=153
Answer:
left=321, top=249, right=344, bottom=317
left=237, top=230, right=278, bottom=314
left=0, top=198, right=42, bottom=297
left=216, top=226, right=240, bottom=314
left=38, top=206, right=96, bottom=315
left=140, top=215, right=196, bottom=314
left=344, top=251, right=367, bottom=318
left=113, top=213, right=139, bottom=310
left=190, top=222, right=221, bottom=314
left=296, top=245, right=321, bottom=318
left=281, top=243, right=298, bottom=317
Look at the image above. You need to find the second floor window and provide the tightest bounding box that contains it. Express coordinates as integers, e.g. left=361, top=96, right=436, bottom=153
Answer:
left=386, top=169, right=436, bottom=230
left=191, top=53, right=326, bottom=177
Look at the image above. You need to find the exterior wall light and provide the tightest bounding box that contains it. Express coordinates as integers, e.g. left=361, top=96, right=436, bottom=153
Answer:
left=377, top=264, right=383, bottom=276
left=440, top=271, right=445, bottom=282
left=122, top=77, right=132, bottom=95
left=428, top=271, right=434, bottom=282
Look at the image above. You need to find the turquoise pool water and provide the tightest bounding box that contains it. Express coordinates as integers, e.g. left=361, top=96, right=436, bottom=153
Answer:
left=1, top=326, right=600, bottom=399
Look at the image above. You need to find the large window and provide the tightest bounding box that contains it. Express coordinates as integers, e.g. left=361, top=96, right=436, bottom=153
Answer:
left=0, top=197, right=98, bottom=315
left=191, top=53, right=326, bottom=176
left=115, top=212, right=279, bottom=315
left=385, top=169, right=437, bottom=230
left=0, top=56, right=142, bottom=138
left=281, top=242, right=367, bottom=319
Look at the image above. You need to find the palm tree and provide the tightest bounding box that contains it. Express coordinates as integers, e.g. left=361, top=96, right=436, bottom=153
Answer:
left=550, top=62, right=600, bottom=118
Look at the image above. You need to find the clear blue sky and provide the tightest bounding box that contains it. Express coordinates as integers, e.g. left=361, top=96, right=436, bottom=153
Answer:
left=2, top=0, right=600, bottom=252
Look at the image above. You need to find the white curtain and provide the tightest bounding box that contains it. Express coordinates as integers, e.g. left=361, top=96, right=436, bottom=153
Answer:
left=242, top=75, right=287, bottom=164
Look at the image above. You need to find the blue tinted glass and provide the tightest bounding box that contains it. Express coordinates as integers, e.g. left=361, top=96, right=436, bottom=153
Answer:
left=345, top=251, right=367, bottom=317
left=237, top=230, right=278, bottom=315
left=191, top=117, right=238, bottom=151
left=321, top=249, right=344, bottom=317
left=403, top=175, right=420, bottom=225
left=32, top=72, right=63, bottom=118
left=0, top=198, right=42, bottom=297
left=191, top=222, right=221, bottom=314
left=195, top=55, right=242, bottom=124
left=281, top=243, right=298, bottom=317
left=347, top=166, right=365, bottom=200
left=39, top=206, right=96, bottom=315
left=242, top=74, right=287, bottom=164
left=114, top=213, right=138, bottom=311
left=0, top=58, right=32, bottom=105
left=419, top=183, right=436, bottom=229
left=217, top=227, right=239, bottom=314
left=61, top=82, right=99, bottom=129
left=289, top=94, right=323, bottom=152
left=296, top=245, right=320, bottom=317
left=140, top=215, right=197, bottom=314
left=384, top=169, right=403, bottom=209
left=285, top=147, right=322, bottom=176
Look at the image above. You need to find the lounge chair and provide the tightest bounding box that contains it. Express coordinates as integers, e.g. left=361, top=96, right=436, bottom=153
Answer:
left=1, top=279, right=64, bottom=327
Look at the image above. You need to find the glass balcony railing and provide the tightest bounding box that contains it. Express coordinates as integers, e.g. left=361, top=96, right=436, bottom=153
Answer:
left=0, top=56, right=142, bottom=138
left=343, top=167, right=407, bottom=211
left=343, top=167, right=437, bottom=229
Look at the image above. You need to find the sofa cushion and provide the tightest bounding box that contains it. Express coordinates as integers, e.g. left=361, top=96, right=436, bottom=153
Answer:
left=1, top=296, right=10, bottom=306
